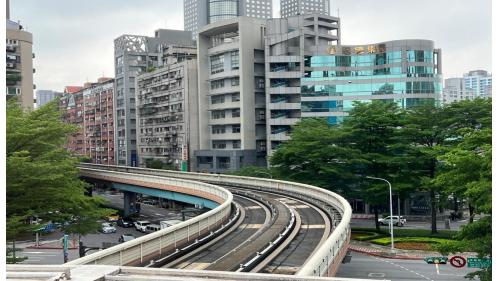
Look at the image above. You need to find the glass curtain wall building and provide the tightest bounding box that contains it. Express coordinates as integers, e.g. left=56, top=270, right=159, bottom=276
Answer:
left=280, top=0, right=330, bottom=18
left=184, top=0, right=272, bottom=40
left=301, top=40, right=442, bottom=124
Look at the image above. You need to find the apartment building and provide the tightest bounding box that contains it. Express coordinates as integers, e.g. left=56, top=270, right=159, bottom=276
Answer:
left=114, top=29, right=193, bottom=166
left=60, top=78, right=115, bottom=165
left=441, top=78, right=475, bottom=104
left=136, top=45, right=199, bottom=171
left=195, top=17, right=268, bottom=173
left=6, top=19, right=34, bottom=108
left=463, top=70, right=492, bottom=98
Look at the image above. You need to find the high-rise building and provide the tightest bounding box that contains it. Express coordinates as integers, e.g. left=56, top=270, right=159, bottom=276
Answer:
left=195, top=17, right=268, bottom=173
left=265, top=15, right=442, bottom=155
left=36, top=90, right=63, bottom=108
left=114, top=29, right=193, bottom=166
left=441, top=78, right=474, bottom=104
left=184, top=0, right=273, bottom=40
left=463, top=70, right=492, bottom=98
left=6, top=10, right=34, bottom=108
left=60, top=78, right=115, bottom=165
left=136, top=45, right=199, bottom=171
left=280, top=0, right=330, bottom=18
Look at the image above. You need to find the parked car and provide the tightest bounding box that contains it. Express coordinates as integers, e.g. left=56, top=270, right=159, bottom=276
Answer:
left=134, top=220, right=151, bottom=233
left=145, top=224, right=161, bottom=233
left=118, top=234, right=136, bottom=243
left=101, top=222, right=117, bottom=234
left=117, top=218, right=134, bottom=228
left=378, top=216, right=406, bottom=226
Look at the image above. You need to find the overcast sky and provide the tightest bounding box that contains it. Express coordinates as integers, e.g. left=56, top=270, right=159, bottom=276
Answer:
left=10, top=0, right=492, bottom=91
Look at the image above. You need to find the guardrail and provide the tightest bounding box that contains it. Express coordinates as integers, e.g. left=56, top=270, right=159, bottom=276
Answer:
left=77, top=164, right=352, bottom=277
left=67, top=168, right=233, bottom=266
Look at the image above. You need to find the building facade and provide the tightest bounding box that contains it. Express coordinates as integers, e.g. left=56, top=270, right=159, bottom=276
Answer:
left=114, top=29, right=193, bottom=166
left=441, top=78, right=475, bottom=104
left=36, top=90, right=62, bottom=108
left=136, top=45, right=199, bottom=171
left=265, top=14, right=340, bottom=153
left=463, top=70, right=492, bottom=98
left=6, top=19, right=34, bottom=108
left=184, top=0, right=272, bottom=40
left=265, top=15, right=442, bottom=155
left=195, top=17, right=268, bottom=173
left=280, top=0, right=330, bottom=18
left=60, top=78, right=115, bottom=165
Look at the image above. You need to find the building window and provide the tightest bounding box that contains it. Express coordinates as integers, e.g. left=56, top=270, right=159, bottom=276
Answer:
left=256, top=78, right=265, bottom=89
left=211, top=79, right=225, bottom=89
left=232, top=108, right=240, bottom=118
left=232, top=140, right=241, bottom=149
left=212, top=141, right=226, bottom=149
left=231, top=77, right=239, bottom=86
left=210, top=54, right=224, bottom=74
left=211, top=95, right=225, bottom=104
left=211, top=110, right=226, bottom=119
left=212, top=125, right=226, bottom=134
left=232, top=124, right=240, bottom=133
left=231, top=51, right=239, bottom=70
left=231, top=93, right=240, bottom=102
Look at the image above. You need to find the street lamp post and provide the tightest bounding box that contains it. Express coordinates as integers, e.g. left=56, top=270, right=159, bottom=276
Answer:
left=366, top=176, right=394, bottom=252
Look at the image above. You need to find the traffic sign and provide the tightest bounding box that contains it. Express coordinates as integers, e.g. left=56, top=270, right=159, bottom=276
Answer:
left=467, top=258, right=491, bottom=268
left=450, top=256, right=466, bottom=268
left=424, top=257, right=448, bottom=264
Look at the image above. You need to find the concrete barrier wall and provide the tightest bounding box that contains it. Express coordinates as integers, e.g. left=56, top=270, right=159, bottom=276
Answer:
left=77, top=164, right=352, bottom=276
left=67, top=168, right=232, bottom=266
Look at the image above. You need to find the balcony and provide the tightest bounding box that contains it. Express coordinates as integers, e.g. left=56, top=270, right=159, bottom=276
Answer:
left=209, top=116, right=241, bottom=125
left=6, top=45, right=16, bottom=52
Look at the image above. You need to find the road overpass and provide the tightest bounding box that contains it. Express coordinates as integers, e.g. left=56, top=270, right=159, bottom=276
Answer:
left=8, top=164, right=354, bottom=280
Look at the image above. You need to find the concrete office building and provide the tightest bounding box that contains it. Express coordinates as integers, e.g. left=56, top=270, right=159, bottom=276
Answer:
left=463, top=70, right=492, bottom=98
left=184, top=0, right=272, bottom=40
left=441, top=78, right=475, bottom=104
left=114, top=29, right=193, bottom=166
left=136, top=45, right=199, bottom=171
left=195, top=17, right=268, bottom=173
left=6, top=18, right=34, bottom=108
left=36, top=90, right=62, bottom=108
left=60, top=78, right=115, bottom=165
left=265, top=14, right=340, bottom=153
left=280, top=0, right=330, bottom=18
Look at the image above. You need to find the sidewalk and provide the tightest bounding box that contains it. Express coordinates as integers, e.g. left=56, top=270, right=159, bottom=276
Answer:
left=26, top=238, right=78, bottom=250
left=348, top=240, right=471, bottom=260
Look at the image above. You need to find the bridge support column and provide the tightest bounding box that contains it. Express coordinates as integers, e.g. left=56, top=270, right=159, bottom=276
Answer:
left=123, top=191, right=138, bottom=217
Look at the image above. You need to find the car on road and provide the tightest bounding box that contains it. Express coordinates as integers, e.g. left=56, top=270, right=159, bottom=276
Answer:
left=145, top=224, right=161, bottom=233
left=107, top=213, right=120, bottom=222
left=101, top=222, right=117, bottom=233
left=378, top=216, right=406, bottom=226
left=118, top=234, right=136, bottom=243
left=117, top=218, right=134, bottom=228
left=134, top=220, right=151, bottom=233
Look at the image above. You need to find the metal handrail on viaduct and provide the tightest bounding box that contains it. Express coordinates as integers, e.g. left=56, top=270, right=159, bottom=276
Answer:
left=70, top=164, right=352, bottom=277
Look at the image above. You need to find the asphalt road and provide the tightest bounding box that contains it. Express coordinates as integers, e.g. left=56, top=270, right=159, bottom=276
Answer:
left=350, top=218, right=469, bottom=231
left=337, top=252, right=476, bottom=281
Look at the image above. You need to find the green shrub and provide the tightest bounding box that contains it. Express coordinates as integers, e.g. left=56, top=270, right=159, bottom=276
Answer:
left=370, top=237, right=453, bottom=246
left=351, top=227, right=457, bottom=239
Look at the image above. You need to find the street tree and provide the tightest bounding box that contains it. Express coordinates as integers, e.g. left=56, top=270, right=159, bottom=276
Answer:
left=435, top=128, right=491, bottom=281
left=6, top=101, right=112, bottom=248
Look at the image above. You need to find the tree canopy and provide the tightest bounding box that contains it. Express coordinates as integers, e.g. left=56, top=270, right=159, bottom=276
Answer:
left=6, top=100, right=112, bottom=241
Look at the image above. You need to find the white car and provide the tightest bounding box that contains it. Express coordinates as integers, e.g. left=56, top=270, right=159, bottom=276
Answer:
left=101, top=222, right=117, bottom=234
left=134, top=220, right=151, bottom=233
left=378, top=216, right=406, bottom=227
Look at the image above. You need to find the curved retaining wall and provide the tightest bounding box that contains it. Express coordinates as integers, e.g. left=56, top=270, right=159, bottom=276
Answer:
left=77, top=164, right=352, bottom=277
left=67, top=168, right=233, bottom=266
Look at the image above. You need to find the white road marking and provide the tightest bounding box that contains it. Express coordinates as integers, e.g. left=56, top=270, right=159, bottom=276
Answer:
left=373, top=256, right=434, bottom=281
left=301, top=225, right=325, bottom=229
left=245, top=206, right=261, bottom=209
left=290, top=204, right=310, bottom=209
left=239, top=224, right=263, bottom=229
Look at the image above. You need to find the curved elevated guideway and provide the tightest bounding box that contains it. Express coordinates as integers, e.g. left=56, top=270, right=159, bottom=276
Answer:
left=15, top=163, right=352, bottom=280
